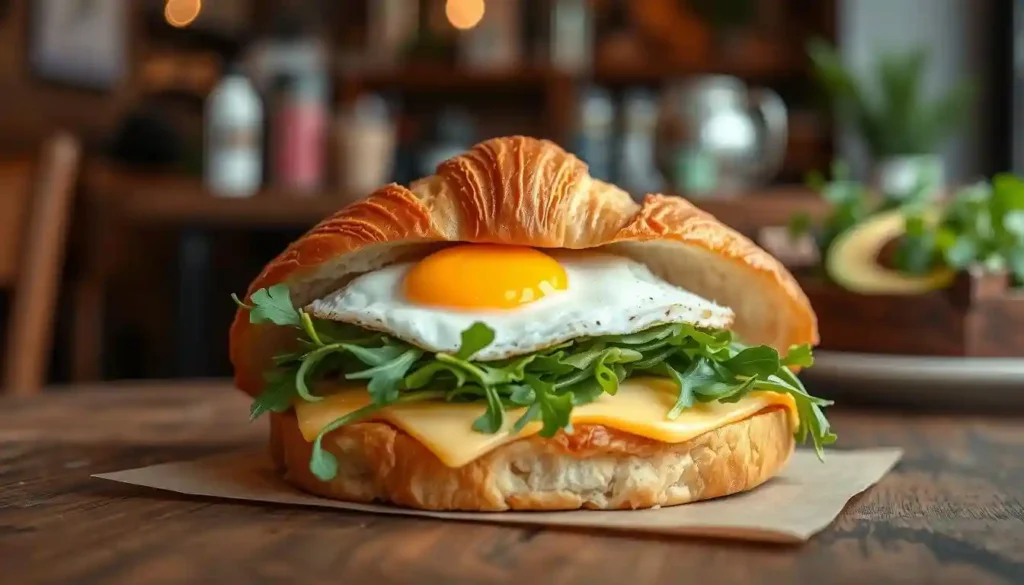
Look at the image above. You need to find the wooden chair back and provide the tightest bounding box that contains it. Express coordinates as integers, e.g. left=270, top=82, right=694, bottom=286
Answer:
left=1, top=134, right=81, bottom=395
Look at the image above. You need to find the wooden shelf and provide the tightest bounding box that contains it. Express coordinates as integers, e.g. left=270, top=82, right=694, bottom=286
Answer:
left=340, top=65, right=555, bottom=93
left=336, top=54, right=803, bottom=95
left=84, top=164, right=828, bottom=232
left=84, top=165, right=349, bottom=228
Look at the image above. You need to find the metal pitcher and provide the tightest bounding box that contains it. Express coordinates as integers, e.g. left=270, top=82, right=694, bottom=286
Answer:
left=655, top=75, right=788, bottom=197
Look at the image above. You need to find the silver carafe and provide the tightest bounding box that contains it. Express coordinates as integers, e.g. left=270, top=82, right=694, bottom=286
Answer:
left=655, top=75, right=788, bottom=197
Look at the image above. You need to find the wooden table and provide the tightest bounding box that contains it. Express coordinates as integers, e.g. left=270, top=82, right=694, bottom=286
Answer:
left=3, top=382, right=1023, bottom=584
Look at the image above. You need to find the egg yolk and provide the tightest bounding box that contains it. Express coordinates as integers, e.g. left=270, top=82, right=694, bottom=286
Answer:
left=403, top=244, right=568, bottom=310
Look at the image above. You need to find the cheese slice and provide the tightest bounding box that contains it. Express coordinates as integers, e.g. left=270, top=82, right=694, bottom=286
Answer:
left=295, top=377, right=799, bottom=468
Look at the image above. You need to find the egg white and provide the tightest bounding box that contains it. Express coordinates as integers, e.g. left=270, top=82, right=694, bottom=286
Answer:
left=306, top=250, right=734, bottom=360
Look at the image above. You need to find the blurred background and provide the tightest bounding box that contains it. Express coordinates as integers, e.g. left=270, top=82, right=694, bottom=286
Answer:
left=0, top=0, right=1016, bottom=392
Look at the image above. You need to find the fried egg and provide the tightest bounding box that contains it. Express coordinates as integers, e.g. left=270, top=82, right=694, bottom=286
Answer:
left=307, top=244, right=734, bottom=360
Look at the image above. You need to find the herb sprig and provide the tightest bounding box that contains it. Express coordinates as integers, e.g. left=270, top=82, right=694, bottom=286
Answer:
left=895, top=175, right=1024, bottom=285
left=235, top=285, right=836, bottom=481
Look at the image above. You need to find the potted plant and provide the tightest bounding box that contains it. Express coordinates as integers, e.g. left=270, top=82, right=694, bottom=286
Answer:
left=807, top=39, right=975, bottom=201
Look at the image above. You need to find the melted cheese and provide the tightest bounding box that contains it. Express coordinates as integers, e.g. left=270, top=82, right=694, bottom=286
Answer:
left=295, top=377, right=799, bottom=468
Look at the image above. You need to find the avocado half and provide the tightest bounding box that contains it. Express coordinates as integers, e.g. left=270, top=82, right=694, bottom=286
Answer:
left=825, top=208, right=955, bottom=295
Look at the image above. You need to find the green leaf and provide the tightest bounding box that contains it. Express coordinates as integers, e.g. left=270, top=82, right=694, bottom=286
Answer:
left=249, top=371, right=297, bottom=420
left=511, top=403, right=540, bottom=434
left=1004, top=211, right=1024, bottom=242
left=631, top=346, right=678, bottom=371
left=894, top=232, right=937, bottom=275
left=404, top=361, right=467, bottom=390
left=308, top=391, right=443, bottom=481
left=592, top=347, right=642, bottom=395
left=787, top=212, right=813, bottom=241
left=247, top=285, right=302, bottom=326
left=567, top=378, right=605, bottom=406
left=342, top=343, right=406, bottom=367
left=561, top=343, right=609, bottom=369
left=715, top=377, right=758, bottom=404
left=295, top=345, right=341, bottom=402
left=434, top=353, right=531, bottom=387
left=508, top=384, right=535, bottom=405
left=667, top=358, right=721, bottom=418
left=652, top=362, right=693, bottom=419
left=781, top=344, right=814, bottom=368
left=677, top=324, right=731, bottom=348
left=455, top=322, right=496, bottom=360
left=600, top=323, right=679, bottom=345
left=722, top=346, right=781, bottom=377
left=1008, top=247, right=1024, bottom=286
left=530, top=352, right=576, bottom=376
left=526, top=375, right=574, bottom=438
left=299, top=311, right=324, bottom=345
left=346, top=349, right=423, bottom=404
left=472, top=384, right=506, bottom=433
left=309, top=440, right=339, bottom=481
left=943, top=237, right=979, bottom=269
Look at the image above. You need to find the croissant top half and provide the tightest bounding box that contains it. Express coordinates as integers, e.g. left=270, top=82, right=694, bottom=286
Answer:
left=230, top=136, right=817, bottom=396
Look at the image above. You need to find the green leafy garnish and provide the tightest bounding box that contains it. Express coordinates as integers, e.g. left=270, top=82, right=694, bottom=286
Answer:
left=893, top=176, right=1024, bottom=286
left=235, top=286, right=836, bottom=482
left=346, top=348, right=423, bottom=404
left=236, top=284, right=303, bottom=326
left=249, top=370, right=298, bottom=421
left=455, top=322, right=496, bottom=360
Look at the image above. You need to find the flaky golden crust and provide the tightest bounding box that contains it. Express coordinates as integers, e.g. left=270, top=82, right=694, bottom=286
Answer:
left=230, top=136, right=817, bottom=397
left=270, top=408, right=794, bottom=511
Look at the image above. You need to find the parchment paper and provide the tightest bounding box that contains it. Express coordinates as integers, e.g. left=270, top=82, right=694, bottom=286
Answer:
left=93, top=447, right=901, bottom=543
left=92, top=448, right=901, bottom=545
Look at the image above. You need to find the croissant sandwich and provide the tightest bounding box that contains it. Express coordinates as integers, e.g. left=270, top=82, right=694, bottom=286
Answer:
left=229, top=136, right=835, bottom=512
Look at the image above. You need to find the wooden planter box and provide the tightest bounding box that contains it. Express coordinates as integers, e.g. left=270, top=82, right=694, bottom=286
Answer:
left=798, top=269, right=1024, bottom=357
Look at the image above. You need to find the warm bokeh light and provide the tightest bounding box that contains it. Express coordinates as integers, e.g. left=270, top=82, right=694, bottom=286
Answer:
left=165, top=0, right=202, bottom=28
left=445, top=0, right=486, bottom=30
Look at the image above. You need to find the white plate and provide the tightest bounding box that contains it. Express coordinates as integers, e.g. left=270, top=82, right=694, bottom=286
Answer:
left=800, top=350, right=1024, bottom=409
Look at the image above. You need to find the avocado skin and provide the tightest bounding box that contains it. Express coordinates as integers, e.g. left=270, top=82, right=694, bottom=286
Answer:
left=825, top=209, right=954, bottom=295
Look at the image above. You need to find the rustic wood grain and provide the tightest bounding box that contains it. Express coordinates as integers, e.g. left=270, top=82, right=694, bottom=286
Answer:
left=3, top=383, right=1023, bottom=585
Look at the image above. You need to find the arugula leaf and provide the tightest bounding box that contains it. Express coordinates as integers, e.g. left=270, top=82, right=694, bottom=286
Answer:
left=309, top=391, right=444, bottom=481
left=654, top=362, right=694, bottom=418
left=715, top=377, right=758, bottom=404
left=250, top=370, right=297, bottom=420
left=511, top=403, right=540, bottom=434
left=455, top=322, right=496, bottom=360
left=525, top=375, right=574, bottom=438
left=567, top=378, right=605, bottom=406
left=246, top=285, right=302, bottom=326
left=781, top=344, right=815, bottom=368
left=530, top=352, right=576, bottom=375
left=346, top=348, right=423, bottom=404
left=723, top=346, right=781, bottom=377
left=295, top=345, right=335, bottom=402
left=592, top=347, right=642, bottom=395
left=341, top=343, right=406, bottom=366
left=508, top=384, right=535, bottom=406
left=600, top=324, right=679, bottom=345
left=561, top=343, right=609, bottom=369
left=404, top=361, right=467, bottom=390
left=472, top=384, right=506, bottom=433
